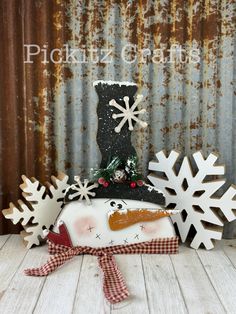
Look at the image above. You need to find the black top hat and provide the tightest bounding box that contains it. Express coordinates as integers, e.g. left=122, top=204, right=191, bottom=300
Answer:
left=64, top=80, right=165, bottom=206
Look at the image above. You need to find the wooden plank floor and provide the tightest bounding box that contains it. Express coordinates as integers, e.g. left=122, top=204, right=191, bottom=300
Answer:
left=0, top=235, right=236, bottom=314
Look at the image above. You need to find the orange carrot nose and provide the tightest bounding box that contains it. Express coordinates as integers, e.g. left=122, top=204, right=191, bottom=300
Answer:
left=108, top=208, right=180, bottom=231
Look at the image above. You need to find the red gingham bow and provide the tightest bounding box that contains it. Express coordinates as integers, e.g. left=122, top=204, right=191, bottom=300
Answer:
left=25, top=237, right=178, bottom=304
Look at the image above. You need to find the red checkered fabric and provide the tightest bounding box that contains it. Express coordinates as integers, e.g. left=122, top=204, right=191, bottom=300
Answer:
left=25, top=237, right=178, bottom=304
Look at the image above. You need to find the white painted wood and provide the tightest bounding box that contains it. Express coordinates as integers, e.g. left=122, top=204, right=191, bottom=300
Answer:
left=197, top=246, right=236, bottom=313
left=34, top=255, right=83, bottom=314
left=0, top=245, right=48, bottom=314
left=0, top=235, right=10, bottom=249
left=2, top=173, right=69, bottom=248
left=148, top=150, right=236, bottom=249
left=111, top=255, right=149, bottom=314
left=2, top=236, right=236, bottom=313
left=72, top=255, right=110, bottom=314
left=56, top=199, right=176, bottom=248
left=0, top=235, right=28, bottom=293
left=170, top=245, right=225, bottom=314
left=221, top=239, right=236, bottom=265
left=142, top=254, right=187, bottom=314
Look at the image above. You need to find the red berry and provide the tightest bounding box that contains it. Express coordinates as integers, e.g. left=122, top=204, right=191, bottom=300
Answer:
left=103, top=181, right=109, bottom=188
left=137, top=180, right=144, bottom=187
left=98, top=177, right=105, bottom=185
left=130, top=181, right=136, bottom=188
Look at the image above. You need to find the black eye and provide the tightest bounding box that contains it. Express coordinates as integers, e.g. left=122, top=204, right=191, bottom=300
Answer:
left=117, top=204, right=123, bottom=209
left=110, top=201, right=116, bottom=207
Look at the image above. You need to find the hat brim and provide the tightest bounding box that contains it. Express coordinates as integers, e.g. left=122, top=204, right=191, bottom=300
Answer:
left=64, top=183, right=165, bottom=206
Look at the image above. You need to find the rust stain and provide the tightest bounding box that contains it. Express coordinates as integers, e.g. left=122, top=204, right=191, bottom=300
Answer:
left=1, top=0, right=236, bottom=235
left=216, top=80, right=221, bottom=88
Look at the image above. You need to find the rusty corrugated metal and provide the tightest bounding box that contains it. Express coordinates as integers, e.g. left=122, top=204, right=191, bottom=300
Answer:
left=0, top=0, right=236, bottom=236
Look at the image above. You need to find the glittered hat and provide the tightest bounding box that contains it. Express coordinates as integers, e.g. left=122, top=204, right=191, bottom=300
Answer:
left=64, top=80, right=165, bottom=206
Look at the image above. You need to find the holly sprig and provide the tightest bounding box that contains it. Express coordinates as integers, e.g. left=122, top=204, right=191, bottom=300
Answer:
left=91, top=155, right=144, bottom=188
left=125, top=155, right=143, bottom=182
left=92, top=156, right=121, bottom=182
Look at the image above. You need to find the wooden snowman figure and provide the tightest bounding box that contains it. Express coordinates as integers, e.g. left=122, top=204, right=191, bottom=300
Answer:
left=34, top=81, right=180, bottom=304
left=47, top=80, right=179, bottom=248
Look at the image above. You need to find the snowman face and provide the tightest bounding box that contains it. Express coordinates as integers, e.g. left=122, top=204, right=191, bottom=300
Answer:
left=54, top=198, right=176, bottom=248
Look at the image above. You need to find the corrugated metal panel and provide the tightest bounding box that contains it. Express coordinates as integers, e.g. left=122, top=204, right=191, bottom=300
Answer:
left=0, top=0, right=236, bottom=236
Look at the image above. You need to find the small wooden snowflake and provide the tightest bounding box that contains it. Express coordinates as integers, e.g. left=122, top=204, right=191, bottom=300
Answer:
left=66, top=176, right=98, bottom=205
left=109, top=94, right=147, bottom=133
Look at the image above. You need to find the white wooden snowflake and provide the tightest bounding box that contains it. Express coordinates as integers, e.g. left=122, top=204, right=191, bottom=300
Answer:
left=2, top=173, right=69, bottom=249
left=66, top=176, right=98, bottom=205
left=148, top=150, right=236, bottom=250
left=109, top=94, right=148, bottom=133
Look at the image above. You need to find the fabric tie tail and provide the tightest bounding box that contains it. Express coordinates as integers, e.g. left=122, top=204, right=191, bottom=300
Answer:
left=24, top=237, right=178, bottom=304
left=98, top=254, right=129, bottom=304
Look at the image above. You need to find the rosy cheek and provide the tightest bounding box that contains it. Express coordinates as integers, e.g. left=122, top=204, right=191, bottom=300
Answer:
left=74, top=216, right=96, bottom=237
left=142, top=221, right=159, bottom=235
